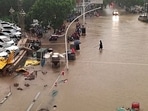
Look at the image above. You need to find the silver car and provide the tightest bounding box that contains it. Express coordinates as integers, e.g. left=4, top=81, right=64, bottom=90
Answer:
left=2, top=29, right=21, bottom=39
left=0, top=35, right=15, bottom=46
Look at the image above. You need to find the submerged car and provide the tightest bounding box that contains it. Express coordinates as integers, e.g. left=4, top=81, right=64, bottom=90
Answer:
left=112, top=10, right=119, bottom=15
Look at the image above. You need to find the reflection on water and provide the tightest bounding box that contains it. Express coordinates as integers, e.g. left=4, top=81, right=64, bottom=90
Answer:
left=111, top=15, right=119, bottom=49
left=112, top=16, right=119, bottom=22
left=112, top=16, right=119, bottom=33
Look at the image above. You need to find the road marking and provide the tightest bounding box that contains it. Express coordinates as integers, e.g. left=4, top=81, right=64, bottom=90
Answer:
left=35, top=68, right=66, bottom=111
left=26, top=92, right=41, bottom=111
left=0, top=92, right=12, bottom=104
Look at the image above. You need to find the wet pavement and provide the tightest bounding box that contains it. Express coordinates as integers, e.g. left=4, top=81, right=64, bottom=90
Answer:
left=1, top=6, right=148, bottom=111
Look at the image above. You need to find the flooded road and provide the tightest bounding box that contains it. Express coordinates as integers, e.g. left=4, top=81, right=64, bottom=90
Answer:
left=1, top=6, right=148, bottom=111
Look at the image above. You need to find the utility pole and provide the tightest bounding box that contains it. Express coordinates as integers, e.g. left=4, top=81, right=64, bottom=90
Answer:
left=18, top=0, right=26, bottom=37
left=82, top=0, right=85, bottom=25
left=17, top=0, right=22, bottom=26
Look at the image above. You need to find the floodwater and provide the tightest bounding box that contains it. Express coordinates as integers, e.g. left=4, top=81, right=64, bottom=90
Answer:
left=1, top=6, right=148, bottom=111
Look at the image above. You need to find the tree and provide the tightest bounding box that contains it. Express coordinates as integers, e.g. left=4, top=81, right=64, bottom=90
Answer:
left=28, top=0, right=75, bottom=31
left=23, top=0, right=36, bottom=12
left=118, top=0, right=143, bottom=7
left=104, top=0, right=144, bottom=7
left=0, top=0, right=18, bottom=21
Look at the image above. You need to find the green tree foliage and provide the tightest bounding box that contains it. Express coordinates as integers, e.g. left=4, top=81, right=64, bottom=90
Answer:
left=0, top=0, right=75, bottom=30
left=23, top=0, right=36, bottom=12
left=28, top=0, right=75, bottom=30
left=0, top=0, right=18, bottom=20
left=0, top=0, right=36, bottom=22
left=104, top=0, right=144, bottom=7
left=117, top=0, right=143, bottom=7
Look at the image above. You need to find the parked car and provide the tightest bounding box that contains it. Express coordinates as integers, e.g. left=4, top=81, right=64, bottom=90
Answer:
left=2, top=29, right=21, bottom=39
left=2, top=25, right=21, bottom=32
left=0, top=44, right=20, bottom=56
left=0, top=32, right=19, bottom=44
left=0, top=32, right=10, bottom=37
left=0, top=20, right=21, bottom=29
left=0, top=20, right=21, bottom=30
left=0, top=21, right=11, bottom=26
left=0, top=48, right=8, bottom=58
left=0, top=36, right=15, bottom=46
left=138, top=14, right=148, bottom=22
left=5, top=45, right=20, bottom=56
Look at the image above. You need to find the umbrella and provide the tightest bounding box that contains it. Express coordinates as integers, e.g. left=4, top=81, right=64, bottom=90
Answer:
left=74, top=40, right=81, bottom=46
left=74, top=40, right=81, bottom=50
left=44, top=52, right=53, bottom=59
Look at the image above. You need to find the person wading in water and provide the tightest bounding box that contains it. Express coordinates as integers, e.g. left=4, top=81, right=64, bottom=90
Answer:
left=99, top=40, right=103, bottom=51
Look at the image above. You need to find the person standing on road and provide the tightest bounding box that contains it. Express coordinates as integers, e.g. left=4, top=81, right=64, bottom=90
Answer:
left=99, top=40, right=103, bottom=50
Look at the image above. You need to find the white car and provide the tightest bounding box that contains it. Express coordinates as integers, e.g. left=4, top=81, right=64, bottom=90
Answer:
left=0, top=36, right=15, bottom=46
left=0, top=44, right=20, bottom=56
left=0, top=32, right=10, bottom=37
left=2, top=29, right=21, bottom=39
left=0, top=49, right=8, bottom=58
left=0, top=32, right=19, bottom=44
left=5, top=45, right=20, bottom=56
left=2, top=25, right=21, bottom=32
left=0, top=21, right=11, bottom=26
left=112, top=10, right=119, bottom=15
left=0, top=21, right=21, bottom=31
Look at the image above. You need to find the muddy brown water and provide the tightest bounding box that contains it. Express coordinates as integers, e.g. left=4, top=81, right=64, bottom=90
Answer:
left=1, top=6, right=148, bottom=111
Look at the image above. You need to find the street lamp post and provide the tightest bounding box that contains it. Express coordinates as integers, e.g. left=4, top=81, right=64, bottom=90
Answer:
left=82, top=0, right=85, bottom=25
left=19, top=9, right=26, bottom=37
left=82, top=1, right=96, bottom=26
left=65, top=7, right=101, bottom=70
left=9, top=7, right=15, bottom=23
left=82, top=2, right=95, bottom=36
